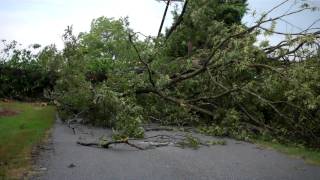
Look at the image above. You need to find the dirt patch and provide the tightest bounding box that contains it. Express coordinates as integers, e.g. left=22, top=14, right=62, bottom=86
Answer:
left=0, top=99, right=13, bottom=103
left=0, top=108, right=20, bottom=117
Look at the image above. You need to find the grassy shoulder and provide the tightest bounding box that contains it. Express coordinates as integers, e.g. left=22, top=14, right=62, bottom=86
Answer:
left=254, top=139, right=320, bottom=166
left=0, top=102, right=56, bottom=179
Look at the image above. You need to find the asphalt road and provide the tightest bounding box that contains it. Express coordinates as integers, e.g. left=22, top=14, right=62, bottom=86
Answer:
left=32, top=118, right=320, bottom=180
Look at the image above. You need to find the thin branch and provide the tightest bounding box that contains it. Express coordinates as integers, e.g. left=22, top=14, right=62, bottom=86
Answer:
left=128, top=33, right=156, bottom=87
left=260, top=7, right=312, bottom=25
left=77, top=139, right=144, bottom=150
left=265, top=0, right=290, bottom=16
left=135, top=32, right=153, bottom=39
left=259, top=26, right=320, bottom=36
left=301, top=18, right=320, bottom=34
left=241, top=88, right=291, bottom=120
left=237, top=103, right=273, bottom=131
left=263, top=39, right=298, bottom=54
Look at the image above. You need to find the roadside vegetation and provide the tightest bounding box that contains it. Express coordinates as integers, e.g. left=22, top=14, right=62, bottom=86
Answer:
left=255, top=139, right=320, bottom=165
left=0, top=0, right=319, bottom=165
left=0, top=102, right=55, bottom=179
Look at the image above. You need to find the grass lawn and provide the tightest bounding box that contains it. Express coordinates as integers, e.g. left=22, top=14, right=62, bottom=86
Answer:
left=0, top=102, right=55, bottom=179
left=255, top=140, right=320, bottom=166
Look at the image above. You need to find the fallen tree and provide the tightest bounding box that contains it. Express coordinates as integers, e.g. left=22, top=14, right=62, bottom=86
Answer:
left=53, top=0, right=320, bottom=148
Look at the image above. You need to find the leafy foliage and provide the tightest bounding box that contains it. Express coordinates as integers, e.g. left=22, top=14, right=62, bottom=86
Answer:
left=0, top=41, right=59, bottom=99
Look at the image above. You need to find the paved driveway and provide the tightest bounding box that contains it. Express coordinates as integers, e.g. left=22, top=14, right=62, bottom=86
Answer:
left=32, top=119, right=320, bottom=180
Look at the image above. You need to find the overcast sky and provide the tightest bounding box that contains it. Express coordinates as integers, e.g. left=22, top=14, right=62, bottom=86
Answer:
left=0, top=0, right=319, bottom=49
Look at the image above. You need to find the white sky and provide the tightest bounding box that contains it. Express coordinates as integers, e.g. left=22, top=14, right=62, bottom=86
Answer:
left=0, top=0, right=178, bottom=49
left=0, top=0, right=319, bottom=49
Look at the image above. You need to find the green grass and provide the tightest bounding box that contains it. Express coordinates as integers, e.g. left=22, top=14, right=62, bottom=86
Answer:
left=255, top=140, right=320, bottom=166
left=0, top=102, right=55, bottom=179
